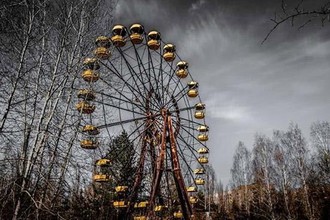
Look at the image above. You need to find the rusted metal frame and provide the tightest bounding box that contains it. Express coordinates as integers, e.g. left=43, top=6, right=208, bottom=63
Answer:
left=147, top=109, right=168, bottom=218
left=168, top=115, right=193, bottom=220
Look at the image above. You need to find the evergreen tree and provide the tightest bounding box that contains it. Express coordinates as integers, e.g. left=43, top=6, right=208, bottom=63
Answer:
left=107, top=131, right=137, bottom=189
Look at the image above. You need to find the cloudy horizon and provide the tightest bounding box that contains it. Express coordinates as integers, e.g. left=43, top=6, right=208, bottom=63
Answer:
left=113, top=0, right=330, bottom=184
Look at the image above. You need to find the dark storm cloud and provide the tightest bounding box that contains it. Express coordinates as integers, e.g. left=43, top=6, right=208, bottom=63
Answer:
left=113, top=0, right=330, bottom=184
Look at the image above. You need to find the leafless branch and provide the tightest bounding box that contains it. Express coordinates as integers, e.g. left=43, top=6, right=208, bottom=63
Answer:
left=262, top=1, right=330, bottom=44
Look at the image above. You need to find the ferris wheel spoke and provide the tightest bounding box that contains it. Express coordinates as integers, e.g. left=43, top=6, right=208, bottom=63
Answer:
left=131, top=44, right=163, bottom=110
left=180, top=117, right=206, bottom=127
left=168, top=76, right=183, bottom=99
left=164, top=62, right=177, bottom=96
left=115, top=48, right=150, bottom=95
left=170, top=106, right=195, bottom=114
left=147, top=45, right=166, bottom=107
left=147, top=49, right=161, bottom=101
left=175, top=144, right=197, bottom=182
left=159, top=61, right=166, bottom=107
left=175, top=134, right=203, bottom=170
left=98, top=76, right=151, bottom=113
left=127, top=121, right=151, bottom=142
left=162, top=86, right=188, bottom=111
left=97, top=113, right=161, bottom=130
left=94, top=99, right=145, bottom=116
left=139, top=42, right=148, bottom=61
left=100, top=60, right=149, bottom=105
left=98, top=90, right=146, bottom=113
left=117, top=47, right=162, bottom=111
left=99, top=93, right=114, bottom=138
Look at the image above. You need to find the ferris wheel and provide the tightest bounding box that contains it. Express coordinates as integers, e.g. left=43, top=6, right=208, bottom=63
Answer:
left=76, top=23, right=210, bottom=219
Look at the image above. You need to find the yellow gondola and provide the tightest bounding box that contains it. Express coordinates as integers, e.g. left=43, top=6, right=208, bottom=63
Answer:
left=177, top=60, right=188, bottom=69
left=197, top=134, right=208, bottom=142
left=188, top=89, right=198, bottom=97
left=174, top=211, right=183, bottom=218
left=198, top=147, right=209, bottom=154
left=94, top=47, right=111, bottom=59
left=195, top=178, right=205, bottom=185
left=194, top=111, right=205, bottom=119
left=111, top=24, right=127, bottom=47
left=134, top=201, right=149, bottom=208
left=78, top=89, right=95, bottom=101
left=189, top=196, right=198, bottom=204
left=93, top=174, right=110, bottom=182
left=94, top=36, right=111, bottom=59
left=80, top=139, right=98, bottom=149
left=83, top=58, right=100, bottom=70
left=194, top=103, right=205, bottom=119
left=147, top=31, right=161, bottom=50
left=154, top=205, right=165, bottom=212
left=82, top=124, right=99, bottom=135
left=115, top=186, right=128, bottom=192
left=95, top=36, right=111, bottom=48
left=195, top=103, right=205, bottom=110
left=188, top=81, right=198, bottom=97
left=113, top=201, right=128, bottom=208
left=134, top=217, right=146, bottom=220
left=198, top=156, right=209, bottom=164
left=82, top=69, right=99, bottom=82
left=197, top=125, right=209, bottom=132
left=188, top=81, right=198, bottom=89
left=187, top=186, right=197, bottom=192
left=76, top=101, right=95, bottom=114
left=95, top=158, right=111, bottom=166
left=163, top=44, right=176, bottom=62
left=194, top=168, right=205, bottom=175
left=130, top=23, right=144, bottom=44
left=176, top=61, right=188, bottom=78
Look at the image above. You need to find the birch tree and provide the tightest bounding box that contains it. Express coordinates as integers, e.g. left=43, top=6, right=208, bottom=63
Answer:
left=272, top=129, right=295, bottom=220
left=0, top=0, right=117, bottom=219
left=251, top=134, right=276, bottom=220
left=310, top=121, right=330, bottom=185
left=230, top=141, right=252, bottom=217
left=272, top=123, right=314, bottom=219
left=310, top=121, right=330, bottom=219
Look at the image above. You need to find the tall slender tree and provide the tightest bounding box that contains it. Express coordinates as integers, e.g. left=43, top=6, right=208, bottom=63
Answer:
left=251, top=134, right=276, bottom=220
left=230, top=141, right=252, bottom=217
left=0, top=0, right=117, bottom=219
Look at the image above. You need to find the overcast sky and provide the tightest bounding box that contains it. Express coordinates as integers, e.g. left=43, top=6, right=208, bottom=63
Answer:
left=113, top=0, right=330, bottom=185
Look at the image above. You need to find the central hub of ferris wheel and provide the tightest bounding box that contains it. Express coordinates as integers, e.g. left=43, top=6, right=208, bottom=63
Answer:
left=75, top=23, right=210, bottom=219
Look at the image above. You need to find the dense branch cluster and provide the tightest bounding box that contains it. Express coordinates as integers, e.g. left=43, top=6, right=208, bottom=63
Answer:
left=0, top=0, right=117, bottom=219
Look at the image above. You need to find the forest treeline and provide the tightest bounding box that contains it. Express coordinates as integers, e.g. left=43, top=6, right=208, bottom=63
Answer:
left=212, top=122, right=330, bottom=220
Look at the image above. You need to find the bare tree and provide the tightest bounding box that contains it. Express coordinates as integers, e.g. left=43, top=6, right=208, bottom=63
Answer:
left=272, top=129, right=294, bottom=220
left=310, top=121, right=330, bottom=184
left=273, top=123, right=314, bottom=220
left=309, top=121, right=330, bottom=219
left=0, top=0, right=117, bottom=219
left=251, top=134, right=276, bottom=220
left=230, top=141, right=252, bottom=217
